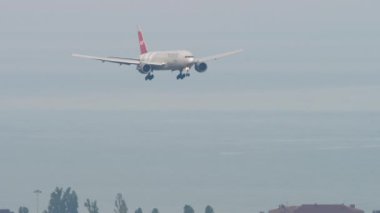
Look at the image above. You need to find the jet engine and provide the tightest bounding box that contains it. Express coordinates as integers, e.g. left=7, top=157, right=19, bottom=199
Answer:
left=195, top=62, right=207, bottom=72
left=138, top=64, right=152, bottom=74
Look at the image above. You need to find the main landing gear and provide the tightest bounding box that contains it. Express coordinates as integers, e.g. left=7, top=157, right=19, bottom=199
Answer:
left=176, top=70, right=190, bottom=80
left=145, top=73, right=154, bottom=81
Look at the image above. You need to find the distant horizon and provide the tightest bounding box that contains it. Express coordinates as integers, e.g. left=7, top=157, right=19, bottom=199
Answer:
left=2, top=187, right=373, bottom=213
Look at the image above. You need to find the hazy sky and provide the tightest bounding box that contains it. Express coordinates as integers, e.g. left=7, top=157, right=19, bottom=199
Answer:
left=1, top=1, right=380, bottom=213
left=1, top=0, right=380, bottom=111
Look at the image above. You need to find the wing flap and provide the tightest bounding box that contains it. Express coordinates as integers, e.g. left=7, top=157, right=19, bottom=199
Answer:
left=72, top=54, right=140, bottom=65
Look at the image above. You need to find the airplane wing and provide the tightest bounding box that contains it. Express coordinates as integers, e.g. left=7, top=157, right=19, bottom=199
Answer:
left=72, top=54, right=140, bottom=65
left=196, top=49, right=243, bottom=62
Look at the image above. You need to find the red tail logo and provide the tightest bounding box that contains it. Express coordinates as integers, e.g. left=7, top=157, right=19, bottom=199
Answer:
left=138, top=28, right=148, bottom=55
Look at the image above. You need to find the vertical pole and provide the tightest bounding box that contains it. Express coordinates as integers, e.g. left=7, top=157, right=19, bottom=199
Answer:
left=33, top=190, right=42, bottom=213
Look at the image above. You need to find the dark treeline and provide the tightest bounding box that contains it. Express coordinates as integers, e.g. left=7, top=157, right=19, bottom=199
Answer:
left=19, top=207, right=29, bottom=213
left=21, top=187, right=215, bottom=213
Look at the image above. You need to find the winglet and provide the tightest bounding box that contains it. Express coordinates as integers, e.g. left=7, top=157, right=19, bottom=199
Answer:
left=137, top=25, right=148, bottom=55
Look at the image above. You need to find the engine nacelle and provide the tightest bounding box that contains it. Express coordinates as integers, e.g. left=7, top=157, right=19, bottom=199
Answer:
left=195, top=62, right=208, bottom=73
left=138, top=64, right=152, bottom=74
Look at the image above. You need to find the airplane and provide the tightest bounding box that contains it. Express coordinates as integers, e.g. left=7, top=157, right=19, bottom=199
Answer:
left=72, top=26, right=242, bottom=81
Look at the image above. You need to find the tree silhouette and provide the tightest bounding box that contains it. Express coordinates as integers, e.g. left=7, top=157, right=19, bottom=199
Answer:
left=84, top=199, right=99, bottom=213
left=19, top=207, right=29, bottom=213
left=184, top=205, right=194, bottom=213
left=64, top=188, right=78, bottom=213
left=47, top=187, right=64, bottom=213
left=205, top=206, right=214, bottom=213
left=135, top=208, right=143, bottom=213
left=152, top=208, right=159, bottom=213
left=45, top=187, right=78, bottom=213
left=114, top=193, right=128, bottom=213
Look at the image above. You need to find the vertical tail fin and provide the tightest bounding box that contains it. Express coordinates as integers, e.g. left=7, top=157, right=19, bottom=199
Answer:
left=137, top=26, right=148, bottom=55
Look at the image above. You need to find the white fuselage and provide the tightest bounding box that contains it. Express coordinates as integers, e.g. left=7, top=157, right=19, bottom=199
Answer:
left=139, top=50, right=194, bottom=71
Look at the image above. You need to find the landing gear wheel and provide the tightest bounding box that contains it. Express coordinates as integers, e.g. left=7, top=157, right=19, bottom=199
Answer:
left=145, top=74, right=154, bottom=81
left=176, top=71, right=190, bottom=80
left=177, top=73, right=184, bottom=80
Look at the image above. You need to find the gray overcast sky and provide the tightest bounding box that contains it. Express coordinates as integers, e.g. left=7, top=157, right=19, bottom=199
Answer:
left=1, top=1, right=380, bottom=213
left=1, top=0, right=380, bottom=111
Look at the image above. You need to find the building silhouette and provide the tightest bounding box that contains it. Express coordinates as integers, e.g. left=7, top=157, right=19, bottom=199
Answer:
left=0, top=210, right=14, bottom=213
left=269, top=204, right=364, bottom=213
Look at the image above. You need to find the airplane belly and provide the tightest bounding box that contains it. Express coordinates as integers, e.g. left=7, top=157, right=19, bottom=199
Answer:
left=167, top=56, right=187, bottom=70
left=166, top=62, right=184, bottom=70
left=142, top=51, right=191, bottom=71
